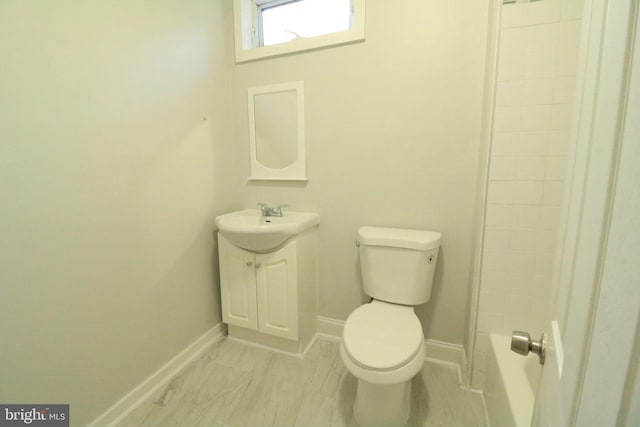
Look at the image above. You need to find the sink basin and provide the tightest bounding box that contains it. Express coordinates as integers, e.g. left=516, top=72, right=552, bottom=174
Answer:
left=215, top=209, right=319, bottom=252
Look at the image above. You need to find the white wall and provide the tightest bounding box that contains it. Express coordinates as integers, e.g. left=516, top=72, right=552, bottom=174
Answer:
left=231, top=0, right=490, bottom=345
left=0, top=1, right=237, bottom=425
left=472, top=0, right=584, bottom=388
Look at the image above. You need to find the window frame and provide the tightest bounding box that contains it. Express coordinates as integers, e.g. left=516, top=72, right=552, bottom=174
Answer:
left=233, top=0, right=365, bottom=63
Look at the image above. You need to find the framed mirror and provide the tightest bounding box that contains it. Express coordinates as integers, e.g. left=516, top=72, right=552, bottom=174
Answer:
left=248, top=81, right=306, bottom=181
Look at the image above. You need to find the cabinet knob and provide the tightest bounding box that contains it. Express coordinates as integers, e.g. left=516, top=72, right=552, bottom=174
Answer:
left=246, top=261, right=253, bottom=267
left=255, top=263, right=261, bottom=269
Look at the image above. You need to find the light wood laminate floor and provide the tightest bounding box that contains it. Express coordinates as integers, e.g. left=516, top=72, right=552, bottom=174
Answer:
left=118, top=338, right=487, bottom=427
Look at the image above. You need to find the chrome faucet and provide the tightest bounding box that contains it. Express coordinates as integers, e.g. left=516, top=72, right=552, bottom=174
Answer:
left=258, top=203, right=287, bottom=217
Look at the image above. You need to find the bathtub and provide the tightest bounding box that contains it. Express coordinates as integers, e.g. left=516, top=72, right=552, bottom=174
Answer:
left=484, top=334, right=541, bottom=427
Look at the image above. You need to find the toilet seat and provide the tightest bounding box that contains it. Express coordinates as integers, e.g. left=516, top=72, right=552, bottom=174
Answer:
left=343, top=300, right=423, bottom=371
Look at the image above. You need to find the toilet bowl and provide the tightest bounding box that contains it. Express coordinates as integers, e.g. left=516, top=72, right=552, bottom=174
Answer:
left=341, top=226, right=441, bottom=427
left=340, top=300, right=426, bottom=427
left=341, top=300, right=425, bottom=384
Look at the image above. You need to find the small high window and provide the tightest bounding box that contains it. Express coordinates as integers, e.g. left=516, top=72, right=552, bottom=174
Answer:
left=233, top=0, right=365, bottom=62
left=258, top=0, right=351, bottom=46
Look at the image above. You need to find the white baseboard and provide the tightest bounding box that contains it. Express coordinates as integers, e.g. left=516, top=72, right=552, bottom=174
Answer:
left=225, top=331, right=318, bottom=360
left=316, top=316, right=467, bottom=380
left=424, top=339, right=468, bottom=383
left=316, top=315, right=345, bottom=341
left=87, top=323, right=227, bottom=427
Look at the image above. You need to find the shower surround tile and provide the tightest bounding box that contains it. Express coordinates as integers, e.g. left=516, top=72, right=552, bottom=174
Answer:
left=474, top=0, right=585, bottom=390
left=117, top=338, right=487, bottom=427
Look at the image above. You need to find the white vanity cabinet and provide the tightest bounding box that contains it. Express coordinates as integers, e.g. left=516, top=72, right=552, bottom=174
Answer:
left=218, top=235, right=298, bottom=340
left=217, top=229, right=318, bottom=355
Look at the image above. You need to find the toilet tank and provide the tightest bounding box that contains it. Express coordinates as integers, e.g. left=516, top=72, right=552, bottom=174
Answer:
left=358, top=226, right=441, bottom=305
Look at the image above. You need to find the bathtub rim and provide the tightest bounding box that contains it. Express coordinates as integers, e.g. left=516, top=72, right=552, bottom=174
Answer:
left=486, top=333, right=541, bottom=427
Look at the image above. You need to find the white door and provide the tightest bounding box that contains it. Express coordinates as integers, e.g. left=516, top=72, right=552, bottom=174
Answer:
left=218, top=234, right=258, bottom=330
left=256, top=240, right=298, bottom=340
left=531, top=1, right=639, bottom=425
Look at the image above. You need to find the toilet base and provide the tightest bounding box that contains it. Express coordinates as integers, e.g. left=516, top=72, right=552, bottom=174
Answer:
left=354, top=379, right=411, bottom=427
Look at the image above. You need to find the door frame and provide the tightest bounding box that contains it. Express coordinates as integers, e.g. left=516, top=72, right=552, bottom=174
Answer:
left=528, top=0, right=638, bottom=423
left=562, top=0, right=640, bottom=424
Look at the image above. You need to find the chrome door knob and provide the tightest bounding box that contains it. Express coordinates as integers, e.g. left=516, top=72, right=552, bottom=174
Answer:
left=511, top=331, right=546, bottom=365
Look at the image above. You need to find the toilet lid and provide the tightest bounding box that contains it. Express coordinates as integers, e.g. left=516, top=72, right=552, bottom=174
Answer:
left=343, top=301, right=423, bottom=371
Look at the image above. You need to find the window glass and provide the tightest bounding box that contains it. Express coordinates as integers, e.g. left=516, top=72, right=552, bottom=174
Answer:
left=261, top=0, right=351, bottom=46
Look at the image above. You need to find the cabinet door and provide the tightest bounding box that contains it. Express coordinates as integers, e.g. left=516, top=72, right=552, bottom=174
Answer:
left=218, top=235, right=257, bottom=330
left=255, top=240, right=298, bottom=340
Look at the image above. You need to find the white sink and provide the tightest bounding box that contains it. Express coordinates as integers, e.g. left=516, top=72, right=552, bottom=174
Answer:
left=215, top=209, right=319, bottom=252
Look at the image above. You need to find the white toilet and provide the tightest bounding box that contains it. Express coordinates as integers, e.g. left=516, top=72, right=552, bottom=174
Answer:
left=340, top=226, right=441, bottom=427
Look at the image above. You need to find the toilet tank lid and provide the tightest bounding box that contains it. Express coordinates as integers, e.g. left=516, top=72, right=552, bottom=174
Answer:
left=358, top=226, right=441, bottom=250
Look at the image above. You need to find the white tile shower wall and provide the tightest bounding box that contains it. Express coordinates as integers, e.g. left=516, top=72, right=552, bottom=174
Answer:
left=472, top=0, right=584, bottom=389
